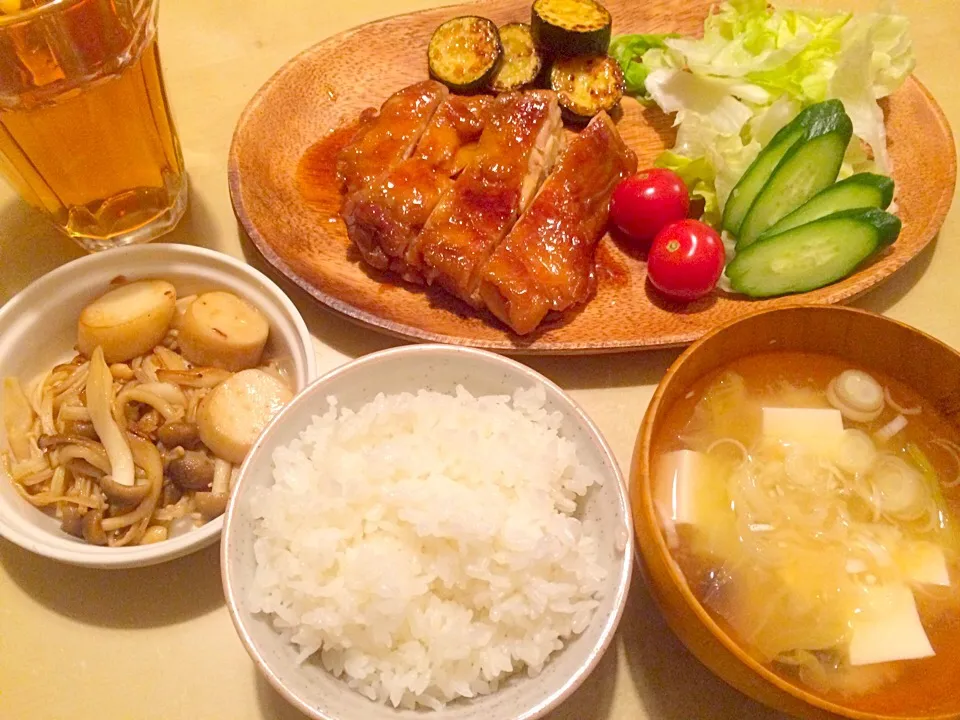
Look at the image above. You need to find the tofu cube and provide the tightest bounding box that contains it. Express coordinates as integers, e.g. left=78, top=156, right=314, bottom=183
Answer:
left=762, top=407, right=845, bottom=454
left=848, top=584, right=934, bottom=666
left=655, top=449, right=707, bottom=525
left=902, top=541, right=951, bottom=587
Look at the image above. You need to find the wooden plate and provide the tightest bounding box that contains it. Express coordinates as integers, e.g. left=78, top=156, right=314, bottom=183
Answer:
left=228, top=0, right=956, bottom=355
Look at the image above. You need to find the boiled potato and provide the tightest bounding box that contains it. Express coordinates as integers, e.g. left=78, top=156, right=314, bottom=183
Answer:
left=77, top=280, right=177, bottom=363
left=178, top=292, right=269, bottom=371
left=197, top=369, right=291, bottom=463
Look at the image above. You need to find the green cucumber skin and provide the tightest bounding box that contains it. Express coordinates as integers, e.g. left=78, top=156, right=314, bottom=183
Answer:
left=721, top=100, right=847, bottom=236
left=854, top=172, right=895, bottom=208
left=727, top=208, right=901, bottom=298
left=721, top=127, right=803, bottom=236
left=759, top=173, right=895, bottom=239
left=736, top=109, right=854, bottom=248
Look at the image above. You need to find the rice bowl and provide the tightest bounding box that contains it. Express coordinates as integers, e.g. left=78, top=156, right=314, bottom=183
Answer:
left=251, top=384, right=606, bottom=709
left=221, top=344, right=633, bottom=720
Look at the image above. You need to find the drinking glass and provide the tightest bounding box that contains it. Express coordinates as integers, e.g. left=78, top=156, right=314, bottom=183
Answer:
left=0, top=0, right=187, bottom=251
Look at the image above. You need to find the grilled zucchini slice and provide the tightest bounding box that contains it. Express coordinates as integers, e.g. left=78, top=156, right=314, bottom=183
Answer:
left=428, top=16, right=502, bottom=92
left=490, top=23, right=543, bottom=92
left=532, top=0, right=612, bottom=56
left=549, top=54, right=625, bottom=122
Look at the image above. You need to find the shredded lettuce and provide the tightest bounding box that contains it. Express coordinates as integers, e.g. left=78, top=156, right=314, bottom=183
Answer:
left=608, top=33, right=679, bottom=96
left=612, top=0, right=915, bottom=224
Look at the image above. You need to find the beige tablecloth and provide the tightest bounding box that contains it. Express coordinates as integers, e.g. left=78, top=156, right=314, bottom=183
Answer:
left=0, top=1, right=957, bottom=718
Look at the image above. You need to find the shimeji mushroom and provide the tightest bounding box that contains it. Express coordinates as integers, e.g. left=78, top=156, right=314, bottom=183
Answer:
left=99, top=474, right=152, bottom=506
left=60, top=504, right=85, bottom=538
left=99, top=436, right=164, bottom=546
left=81, top=509, right=108, bottom=545
left=194, top=458, right=232, bottom=520
left=156, top=421, right=202, bottom=450
left=167, top=451, right=215, bottom=491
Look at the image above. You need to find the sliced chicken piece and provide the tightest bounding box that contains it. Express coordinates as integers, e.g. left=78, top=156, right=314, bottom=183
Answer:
left=406, top=90, right=563, bottom=307
left=478, top=112, right=637, bottom=335
left=344, top=161, right=454, bottom=278
left=414, top=95, right=491, bottom=169
left=335, top=80, right=448, bottom=198
left=342, top=95, right=490, bottom=281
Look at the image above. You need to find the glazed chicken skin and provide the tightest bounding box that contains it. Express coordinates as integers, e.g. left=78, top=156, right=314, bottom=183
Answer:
left=336, top=80, right=448, bottom=198
left=406, top=90, right=563, bottom=307
left=413, top=95, right=491, bottom=177
left=333, top=82, right=636, bottom=335
left=342, top=95, right=490, bottom=281
left=479, top=112, right=637, bottom=335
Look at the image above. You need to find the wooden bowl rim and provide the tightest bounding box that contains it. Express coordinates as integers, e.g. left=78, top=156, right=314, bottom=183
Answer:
left=634, top=304, right=960, bottom=720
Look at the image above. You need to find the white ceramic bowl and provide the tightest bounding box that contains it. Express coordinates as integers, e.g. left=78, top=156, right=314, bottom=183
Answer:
left=0, top=243, right=317, bottom=569
left=221, top=344, right=633, bottom=720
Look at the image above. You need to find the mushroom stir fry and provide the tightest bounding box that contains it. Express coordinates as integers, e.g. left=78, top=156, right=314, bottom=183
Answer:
left=1, top=280, right=292, bottom=547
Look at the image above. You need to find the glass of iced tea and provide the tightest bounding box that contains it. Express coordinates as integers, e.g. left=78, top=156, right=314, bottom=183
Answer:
left=0, top=0, right=186, bottom=251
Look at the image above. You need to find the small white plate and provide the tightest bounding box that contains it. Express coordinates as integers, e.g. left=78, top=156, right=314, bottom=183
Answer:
left=221, top=344, right=633, bottom=720
left=0, top=244, right=317, bottom=569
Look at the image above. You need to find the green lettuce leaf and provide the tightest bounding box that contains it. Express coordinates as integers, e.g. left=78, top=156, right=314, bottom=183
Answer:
left=829, top=16, right=891, bottom=173
left=608, top=33, right=679, bottom=97
left=616, top=0, right=914, bottom=226
left=856, top=11, right=916, bottom=98
left=644, top=68, right=756, bottom=136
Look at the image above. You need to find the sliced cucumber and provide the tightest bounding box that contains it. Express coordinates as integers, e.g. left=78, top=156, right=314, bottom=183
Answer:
left=722, top=100, right=848, bottom=238
left=532, top=0, right=612, bottom=57
left=737, top=102, right=853, bottom=248
left=428, top=16, right=502, bottom=92
left=549, top=54, right=625, bottom=122
left=490, top=23, right=543, bottom=92
left=722, top=115, right=808, bottom=235
left=726, top=208, right=901, bottom=298
left=760, top=173, right=894, bottom=239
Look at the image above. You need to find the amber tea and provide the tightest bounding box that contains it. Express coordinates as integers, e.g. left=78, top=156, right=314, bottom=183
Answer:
left=0, top=0, right=186, bottom=250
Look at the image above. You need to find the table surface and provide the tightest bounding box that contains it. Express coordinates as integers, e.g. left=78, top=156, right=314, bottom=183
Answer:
left=0, top=1, right=957, bottom=718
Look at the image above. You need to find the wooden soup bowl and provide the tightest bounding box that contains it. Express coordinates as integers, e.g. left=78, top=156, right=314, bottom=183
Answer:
left=631, top=305, right=960, bottom=720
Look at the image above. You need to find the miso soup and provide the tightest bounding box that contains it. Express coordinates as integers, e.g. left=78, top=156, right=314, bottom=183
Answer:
left=651, top=351, right=960, bottom=716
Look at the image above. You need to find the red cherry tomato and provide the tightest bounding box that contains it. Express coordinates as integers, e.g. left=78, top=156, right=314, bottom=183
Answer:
left=610, top=168, right=690, bottom=245
left=647, top=219, right=725, bottom=302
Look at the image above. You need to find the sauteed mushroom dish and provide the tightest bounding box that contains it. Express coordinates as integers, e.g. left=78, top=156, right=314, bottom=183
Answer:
left=1, top=279, right=292, bottom=547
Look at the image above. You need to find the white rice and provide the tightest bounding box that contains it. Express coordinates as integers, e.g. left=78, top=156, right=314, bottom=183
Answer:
left=249, top=384, right=606, bottom=710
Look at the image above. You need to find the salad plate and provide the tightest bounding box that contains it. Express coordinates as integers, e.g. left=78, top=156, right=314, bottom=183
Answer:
left=228, top=0, right=955, bottom=354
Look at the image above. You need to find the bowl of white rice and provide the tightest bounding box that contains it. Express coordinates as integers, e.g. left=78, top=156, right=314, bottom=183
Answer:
left=221, top=344, right=632, bottom=720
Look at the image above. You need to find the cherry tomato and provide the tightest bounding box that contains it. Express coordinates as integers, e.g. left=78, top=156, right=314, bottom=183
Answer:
left=647, top=219, right=725, bottom=302
left=610, top=168, right=690, bottom=245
